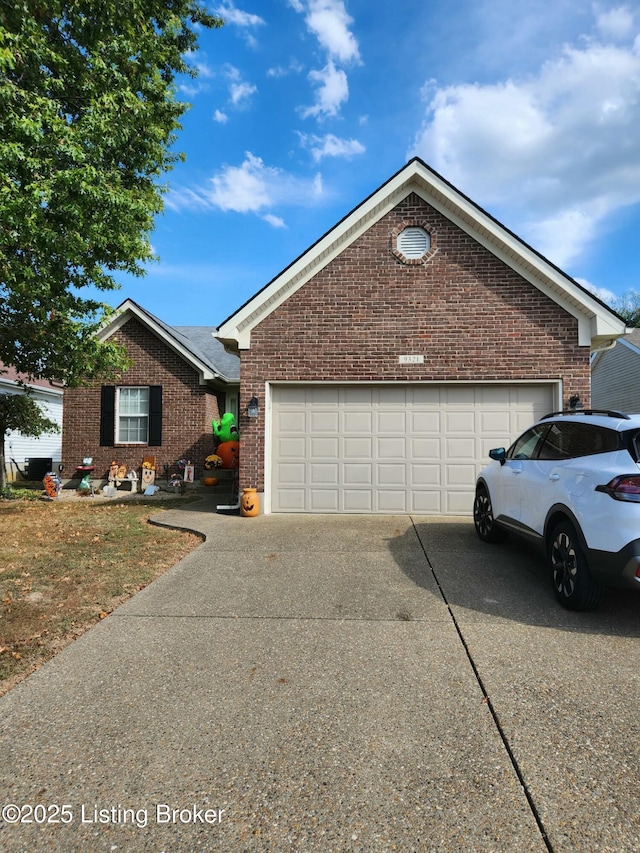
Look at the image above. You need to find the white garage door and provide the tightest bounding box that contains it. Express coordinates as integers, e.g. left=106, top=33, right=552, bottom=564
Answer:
left=270, top=384, right=555, bottom=515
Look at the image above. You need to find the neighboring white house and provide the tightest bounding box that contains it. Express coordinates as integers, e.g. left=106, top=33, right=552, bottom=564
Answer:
left=1, top=364, right=63, bottom=482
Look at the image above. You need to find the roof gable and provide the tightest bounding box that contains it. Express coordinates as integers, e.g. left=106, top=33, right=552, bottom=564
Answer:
left=216, top=157, right=627, bottom=353
left=98, top=300, right=239, bottom=384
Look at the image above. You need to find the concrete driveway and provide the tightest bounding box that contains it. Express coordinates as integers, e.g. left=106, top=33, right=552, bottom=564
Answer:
left=0, top=498, right=639, bottom=852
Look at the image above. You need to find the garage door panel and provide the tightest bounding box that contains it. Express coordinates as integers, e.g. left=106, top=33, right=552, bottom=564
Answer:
left=411, top=437, right=441, bottom=459
left=377, top=464, right=407, bottom=486
left=310, top=463, right=339, bottom=484
left=344, top=463, right=372, bottom=485
left=445, top=437, right=476, bottom=459
left=277, top=463, right=307, bottom=484
left=278, top=489, right=307, bottom=510
left=446, top=464, right=477, bottom=486
left=310, top=437, right=339, bottom=457
left=411, top=411, right=441, bottom=433
left=446, top=490, right=475, bottom=514
left=480, top=410, right=512, bottom=432
left=278, top=411, right=307, bottom=432
left=377, top=411, right=406, bottom=433
left=377, top=437, right=406, bottom=458
left=310, top=490, right=340, bottom=511
left=411, top=464, right=441, bottom=486
left=344, top=437, right=373, bottom=458
left=276, top=386, right=308, bottom=405
left=271, top=384, right=554, bottom=514
left=377, top=490, right=407, bottom=512
left=310, top=411, right=339, bottom=432
left=411, top=491, right=442, bottom=513
left=343, top=490, right=373, bottom=512
left=411, top=386, right=442, bottom=405
left=445, top=411, right=476, bottom=432
left=277, top=437, right=307, bottom=458
left=343, top=411, right=372, bottom=433
left=343, top=387, right=374, bottom=405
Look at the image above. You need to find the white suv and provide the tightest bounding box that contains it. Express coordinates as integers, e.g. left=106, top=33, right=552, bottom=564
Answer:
left=473, top=409, right=640, bottom=610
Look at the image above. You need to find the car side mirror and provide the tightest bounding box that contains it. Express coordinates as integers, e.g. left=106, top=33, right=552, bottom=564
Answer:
left=489, top=447, right=506, bottom=465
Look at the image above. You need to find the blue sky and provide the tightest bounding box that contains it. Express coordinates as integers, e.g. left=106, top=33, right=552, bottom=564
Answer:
left=111, top=0, right=640, bottom=326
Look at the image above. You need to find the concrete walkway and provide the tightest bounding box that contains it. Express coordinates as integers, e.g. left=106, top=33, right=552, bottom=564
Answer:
left=0, top=497, right=639, bottom=852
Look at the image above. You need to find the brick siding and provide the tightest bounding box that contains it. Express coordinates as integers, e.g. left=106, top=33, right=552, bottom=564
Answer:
left=239, top=194, right=591, bottom=491
left=62, top=318, right=221, bottom=479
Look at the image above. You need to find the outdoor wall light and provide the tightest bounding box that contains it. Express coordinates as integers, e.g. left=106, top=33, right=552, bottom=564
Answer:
left=246, top=396, right=259, bottom=418
left=569, top=394, right=584, bottom=410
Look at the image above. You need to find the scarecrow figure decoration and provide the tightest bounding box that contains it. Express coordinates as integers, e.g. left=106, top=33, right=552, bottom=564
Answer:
left=141, top=457, right=156, bottom=488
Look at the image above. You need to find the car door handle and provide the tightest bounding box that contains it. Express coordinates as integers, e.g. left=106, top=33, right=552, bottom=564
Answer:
left=549, top=473, right=560, bottom=481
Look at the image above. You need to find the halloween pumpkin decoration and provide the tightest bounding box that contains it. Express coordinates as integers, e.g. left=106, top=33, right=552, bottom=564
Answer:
left=241, top=487, right=259, bottom=517
left=212, top=413, right=239, bottom=444
left=216, top=440, right=240, bottom=469
left=42, top=472, right=61, bottom=499
left=204, top=454, right=223, bottom=470
left=203, top=476, right=218, bottom=487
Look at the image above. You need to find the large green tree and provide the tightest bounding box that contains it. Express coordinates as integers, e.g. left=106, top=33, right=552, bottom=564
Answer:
left=0, top=0, right=222, bottom=386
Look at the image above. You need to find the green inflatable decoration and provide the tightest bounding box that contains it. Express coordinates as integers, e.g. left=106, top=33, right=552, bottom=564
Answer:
left=213, top=412, right=239, bottom=444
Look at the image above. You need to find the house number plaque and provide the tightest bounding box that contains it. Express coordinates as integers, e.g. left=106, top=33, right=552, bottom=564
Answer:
left=398, top=355, right=424, bottom=364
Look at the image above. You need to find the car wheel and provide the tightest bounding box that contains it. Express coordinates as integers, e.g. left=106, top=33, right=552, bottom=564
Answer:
left=549, top=521, right=602, bottom=611
left=473, top=486, right=507, bottom=543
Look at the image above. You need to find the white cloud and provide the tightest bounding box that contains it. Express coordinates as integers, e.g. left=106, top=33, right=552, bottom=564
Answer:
left=305, top=0, right=361, bottom=64
left=208, top=154, right=273, bottom=213
left=409, top=20, right=640, bottom=267
left=575, top=278, right=618, bottom=305
left=267, top=59, right=305, bottom=78
left=301, top=60, right=349, bottom=118
left=215, top=2, right=265, bottom=29
left=222, top=64, right=257, bottom=107
left=292, top=1, right=360, bottom=120
left=213, top=109, right=228, bottom=123
left=165, top=153, right=324, bottom=226
left=229, top=80, right=258, bottom=105
left=596, top=5, right=635, bottom=40
left=263, top=213, right=286, bottom=228
left=298, top=132, right=365, bottom=161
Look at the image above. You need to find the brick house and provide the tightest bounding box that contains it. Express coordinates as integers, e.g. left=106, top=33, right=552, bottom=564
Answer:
left=216, top=158, right=627, bottom=515
left=62, top=300, right=240, bottom=482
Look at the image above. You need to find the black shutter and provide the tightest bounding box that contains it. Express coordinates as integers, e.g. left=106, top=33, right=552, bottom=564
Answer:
left=148, top=386, right=162, bottom=446
left=100, top=386, right=116, bottom=446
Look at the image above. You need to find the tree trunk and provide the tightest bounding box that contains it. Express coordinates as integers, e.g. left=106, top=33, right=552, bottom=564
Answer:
left=0, top=431, right=7, bottom=492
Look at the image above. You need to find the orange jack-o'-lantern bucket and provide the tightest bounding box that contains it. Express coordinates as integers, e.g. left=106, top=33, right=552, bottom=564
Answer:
left=241, top=487, right=259, bottom=517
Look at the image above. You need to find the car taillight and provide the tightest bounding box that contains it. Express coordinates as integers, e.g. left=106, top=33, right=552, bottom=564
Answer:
left=596, top=475, right=640, bottom=502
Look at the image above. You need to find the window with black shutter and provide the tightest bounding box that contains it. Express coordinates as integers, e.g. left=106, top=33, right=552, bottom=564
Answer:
left=100, top=385, right=162, bottom=446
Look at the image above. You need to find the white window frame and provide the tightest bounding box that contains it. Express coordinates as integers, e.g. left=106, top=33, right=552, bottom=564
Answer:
left=116, top=386, right=150, bottom=445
